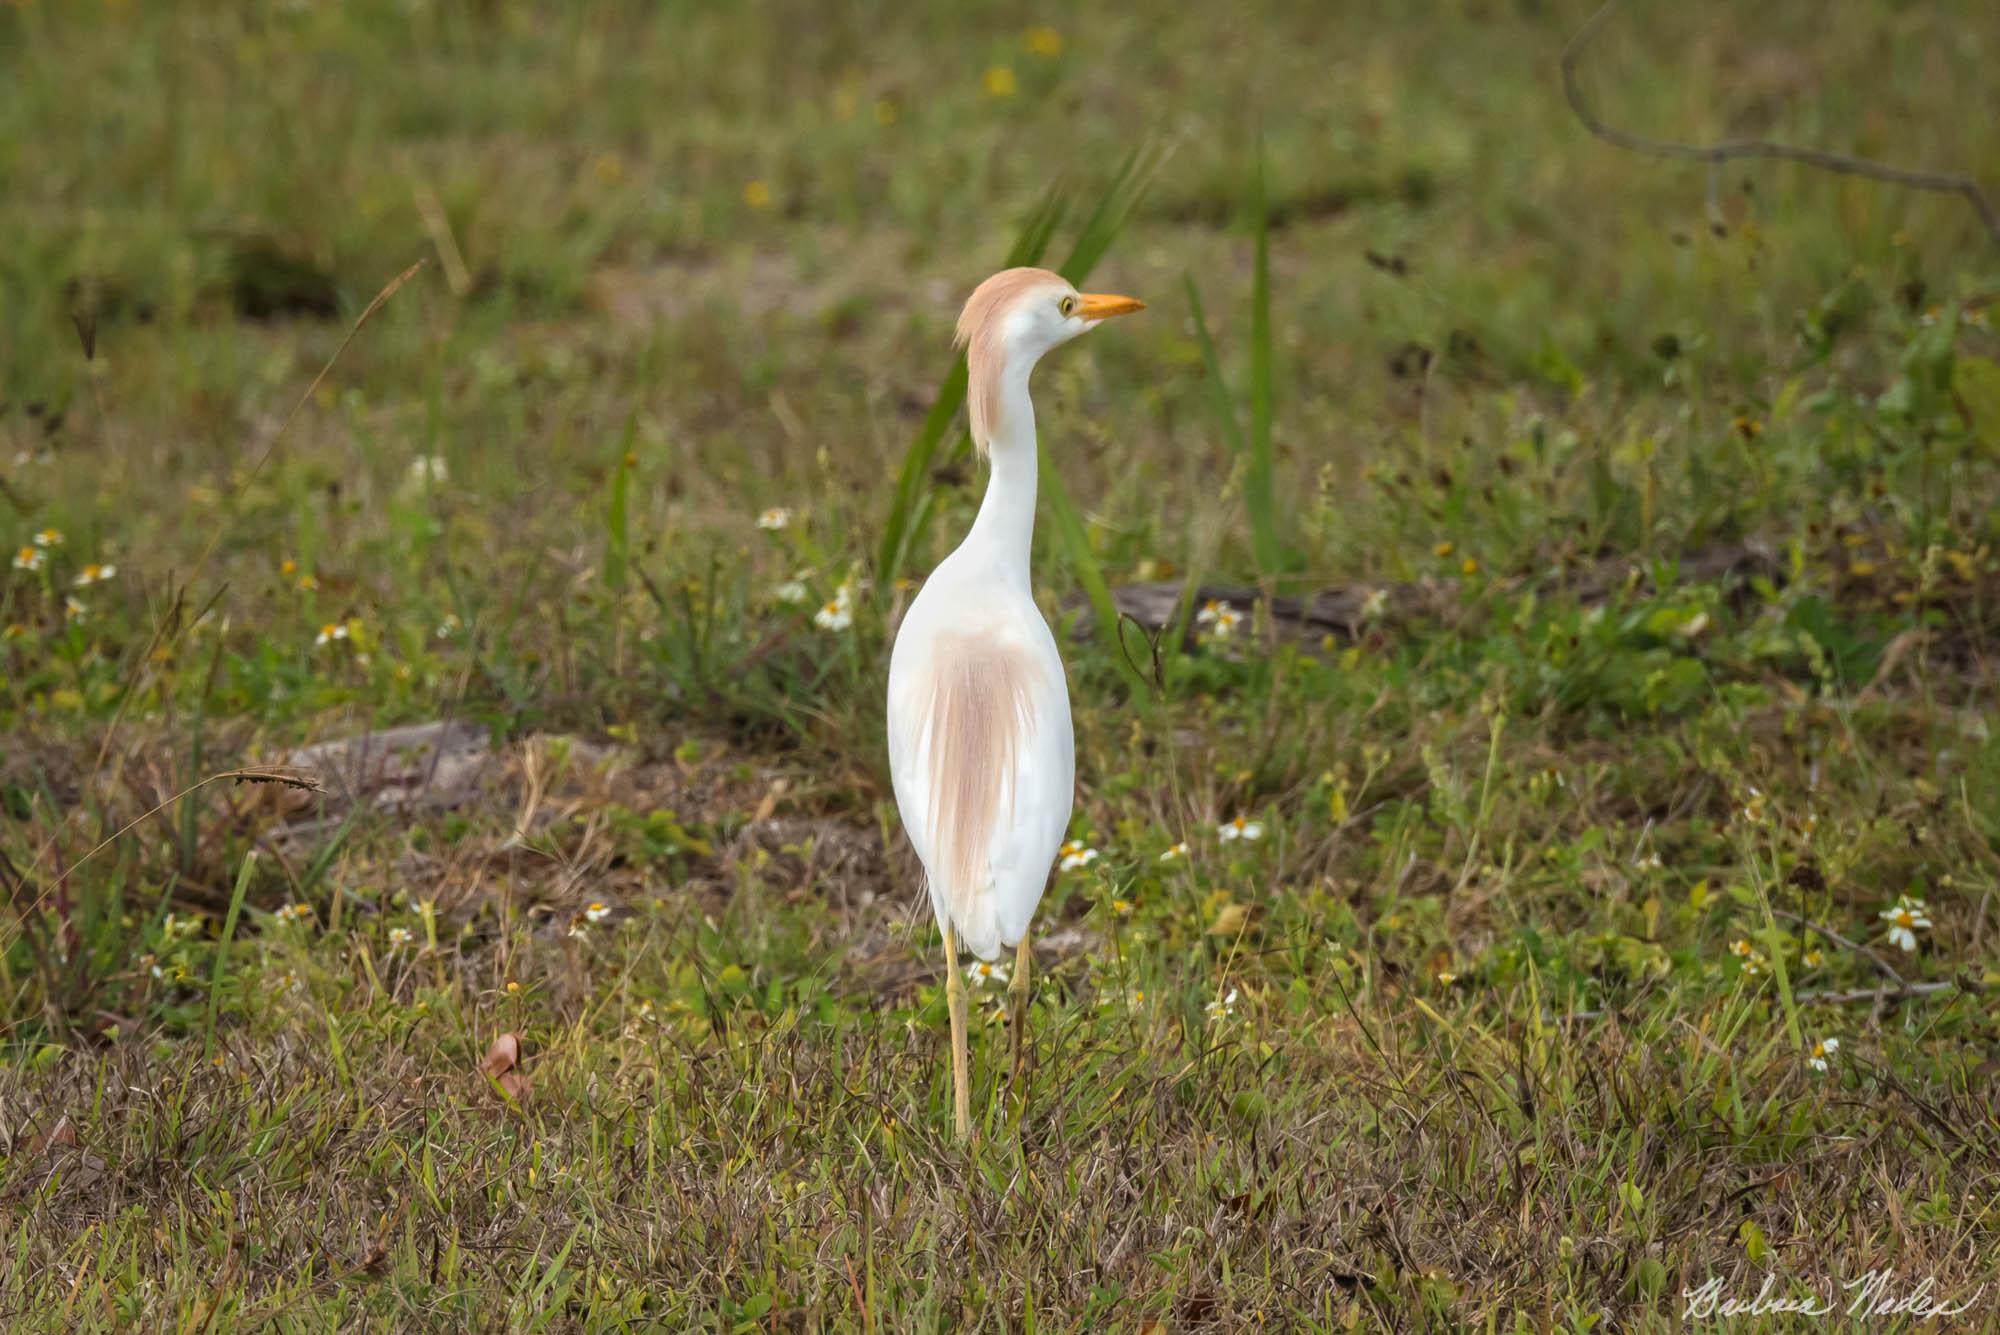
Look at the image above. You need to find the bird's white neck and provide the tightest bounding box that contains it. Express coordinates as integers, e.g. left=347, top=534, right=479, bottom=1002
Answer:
left=959, top=358, right=1038, bottom=587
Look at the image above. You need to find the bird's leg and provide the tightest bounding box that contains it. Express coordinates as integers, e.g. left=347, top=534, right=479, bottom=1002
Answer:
left=1007, top=937, right=1033, bottom=1089
left=941, top=922, right=971, bottom=1143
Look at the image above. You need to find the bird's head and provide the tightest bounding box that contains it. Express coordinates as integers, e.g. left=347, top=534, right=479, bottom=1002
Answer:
left=954, top=266, right=1144, bottom=452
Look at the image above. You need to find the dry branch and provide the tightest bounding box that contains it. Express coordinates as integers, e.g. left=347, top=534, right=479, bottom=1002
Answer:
left=1560, top=0, right=2000, bottom=244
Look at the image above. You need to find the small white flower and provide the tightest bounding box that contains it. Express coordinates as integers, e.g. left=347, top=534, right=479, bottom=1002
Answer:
left=1218, top=816, right=1263, bottom=842
left=813, top=597, right=852, bottom=631
left=1807, top=1036, right=1839, bottom=1073
left=73, top=562, right=116, bottom=587
left=1727, top=937, right=1769, bottom=976
left=965, top=959, right=1009, bottom=989
left=584, top=901, right=612, bottom=923
left=315, top=622, right=349, bottom=647
left=1058, top=840, right=1098, bottom=871
left=63, top=595, right=86, bottom=622
left=1159, top=840, right=1190, bottom=863
left=387, top=926, right=413, bottom=946
left=773, top=579, right=810, bottom=605
left=1879, top=895, right=1931, bottom=953
left=568, top=921, right=589, bottom=940
left=13, top=545, right=44, bottom=572
left=1360, top=588, right=1388, bottom=620
left=32, top=528, right=63, bottom=548
left=756, top=507, right=792, bottom=531
left=1436, top=970, right=1459, bottom=986
left=1195, top=598, right=1243, bottom=638
left=1801, top=947, right=1825, bottom=970
left=408, top=455, right=448, bottom=485
left=436, top=613, right=461, bottom=639
left=1204, top=987, right=1240, bottom=1022
left=1634, top=852, right=1663, bottom=871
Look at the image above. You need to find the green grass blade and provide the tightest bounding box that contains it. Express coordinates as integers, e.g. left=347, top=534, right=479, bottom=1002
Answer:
left=1245, top=145, right=1284, bottom=578
left=604, top=415, right=634, bottom=594
left=875, top=355, right=971, bottom=590
left=1010, top=181, right=1072, bottom=269
left=1056, top=142, right=1164, bottom=284
left=202, top=852, right=256, bottom=1061
left=1037, top=437, right=1146, bottom=696
left=1183, top=273, right=1247, bottom=458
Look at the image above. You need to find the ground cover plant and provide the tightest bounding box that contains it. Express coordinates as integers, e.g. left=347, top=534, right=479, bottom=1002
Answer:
left=3, top=1, right=1999, bottom=1329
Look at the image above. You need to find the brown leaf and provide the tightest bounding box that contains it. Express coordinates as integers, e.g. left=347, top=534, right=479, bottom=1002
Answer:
left=479, top=1032, right=521, bottom=1079
left=27, top=1116, right=76, bottom=1153
left=477, top=1033, right=530, bottom=1104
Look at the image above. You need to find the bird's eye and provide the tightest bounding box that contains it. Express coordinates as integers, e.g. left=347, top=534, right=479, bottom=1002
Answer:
left=1059, top=294, right=1076, bottom=317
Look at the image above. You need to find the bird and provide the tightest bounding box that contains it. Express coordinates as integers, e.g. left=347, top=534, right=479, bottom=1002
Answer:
left=887, top=267, right=1144, bottom=1142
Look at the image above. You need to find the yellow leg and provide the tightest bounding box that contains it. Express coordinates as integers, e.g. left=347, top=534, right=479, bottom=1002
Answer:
left=941, top=922, right=971, bottom=1143
left=1007, top=937, right=1033, bottom=1088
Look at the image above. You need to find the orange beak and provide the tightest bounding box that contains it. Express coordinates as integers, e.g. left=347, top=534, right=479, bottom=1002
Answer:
left=1076, top=292, right=1146, bottom=322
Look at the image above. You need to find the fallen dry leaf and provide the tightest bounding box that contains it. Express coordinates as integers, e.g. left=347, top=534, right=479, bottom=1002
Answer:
left=479, top=1032, right=521, bottom=1078
left=477, top=1032, right=529, bottom=1103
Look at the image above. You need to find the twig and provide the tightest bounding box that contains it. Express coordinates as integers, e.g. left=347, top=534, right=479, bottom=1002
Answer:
left=1551, top=977, right=1967, bottom=1024
left=1770, top=907, right=1905, bottom=988
left=1560, top=0, right=2000, bottom=245
left=15, top=769, right=320, bottom=918
left=1791, top=980, right=1961, bottom=1005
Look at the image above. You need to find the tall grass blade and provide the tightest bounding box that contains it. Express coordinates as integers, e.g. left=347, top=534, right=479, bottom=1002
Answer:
left=1056, top=143, right=1165, bottom=283
left=875, top=358, right=970, bottom=592
left=604, top=415, right=634, bottom=594
left=1183, top=274, right=1247, bottom=458
left=1245, top=146, right=1284, bottom=578
left=1036, top=438, right=1146, bottom=696
left=203, top=852, right=256, bottom=1061
left=1183, top=150, right=1285, bottom=580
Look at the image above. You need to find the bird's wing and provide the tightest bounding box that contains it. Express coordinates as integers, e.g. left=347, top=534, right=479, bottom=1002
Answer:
left=887, top=619, right=1072, bottom=960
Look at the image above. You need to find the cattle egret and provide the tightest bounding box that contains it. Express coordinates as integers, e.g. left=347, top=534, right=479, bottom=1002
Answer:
left=887, top=267, right=1144, bottom=1141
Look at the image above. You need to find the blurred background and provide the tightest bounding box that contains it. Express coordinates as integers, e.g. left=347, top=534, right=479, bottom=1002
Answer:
left=5, top=3, right=1997, bottom=733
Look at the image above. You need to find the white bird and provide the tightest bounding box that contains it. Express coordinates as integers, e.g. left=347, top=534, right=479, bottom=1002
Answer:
left=887, top=267, right=1144, bottom=1141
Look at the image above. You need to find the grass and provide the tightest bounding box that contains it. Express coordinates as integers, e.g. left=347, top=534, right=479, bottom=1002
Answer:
left=4, top=0, right=2000, bottom=1328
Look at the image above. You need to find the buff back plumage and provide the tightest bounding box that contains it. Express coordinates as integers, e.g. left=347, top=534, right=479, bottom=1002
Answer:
left=954, top=266, right=1063, bottom=454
